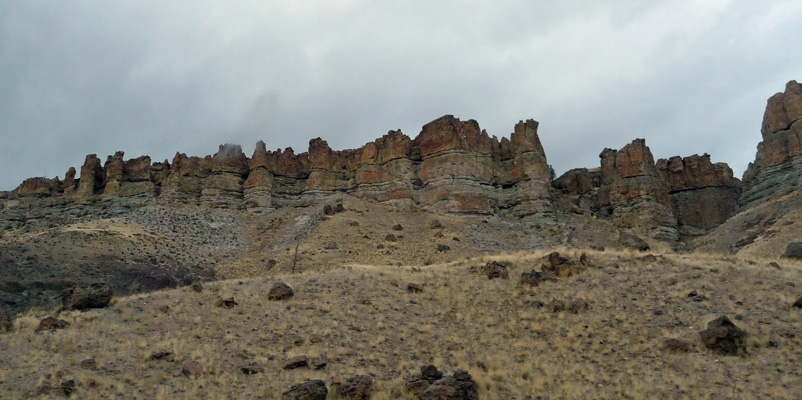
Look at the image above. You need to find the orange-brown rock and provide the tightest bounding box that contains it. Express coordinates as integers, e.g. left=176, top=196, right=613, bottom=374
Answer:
left=15, top=177, right=61, bottom=197
left=742, top=80, right=802, bottom=207
left=123, top=156, right=152, bottom=182
left=601, top=139, right=656, bottom=183
left=63, top=167, right=77, bottom=194
left=552, top=168, right=601, bottom=194
left=75, top=154, right=104, bottom=200
left=210, top=144, right=249, bottom=175
left=655, top=154, right=739, bottom=192
left=761, top=80, right=802, bottom=138
left=244, top=141, right=274, bottom=211
left=654, top=154, right=741, bottom=233
left=414, top=115, right=485, bottom=158
left=202, top=144, right=248, bottom=206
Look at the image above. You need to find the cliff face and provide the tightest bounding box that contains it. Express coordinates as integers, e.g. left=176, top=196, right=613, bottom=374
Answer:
left=7, top=79, right=801, bottom=243
left=4, top=115, right=552, bottom=217
left=742, top=80, right=802, bottom=207
left=554, top=140, right=741, bottom=239
left=655, top=154, right=741, bottom=234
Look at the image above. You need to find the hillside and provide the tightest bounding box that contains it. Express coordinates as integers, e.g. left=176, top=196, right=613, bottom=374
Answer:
left=2, top=249, right=802, bottom=399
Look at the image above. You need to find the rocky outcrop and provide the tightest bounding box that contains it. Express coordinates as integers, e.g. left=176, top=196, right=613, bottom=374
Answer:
left=6, top=115, right=551, bottom=217
left=555, top=140, right=744, bottom=238
left=75, top=154, right=104, bottom=200
left=202, top=144, right=249, bottom=207
left=742, top=80, right=802, bottom=207
left=574, top=139, right=677, bottom=240
left=414, top=116, right=550, bottom=215
left=656, top=154, right=742, bottom=234
left=14, top=177, right=62, bottom=197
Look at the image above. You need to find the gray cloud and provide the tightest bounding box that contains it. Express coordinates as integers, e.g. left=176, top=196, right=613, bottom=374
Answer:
left=2, top=0, right=800, bottom=190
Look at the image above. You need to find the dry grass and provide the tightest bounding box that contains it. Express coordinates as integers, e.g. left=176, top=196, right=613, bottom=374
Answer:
left=2, top=249, right=802, bottom=399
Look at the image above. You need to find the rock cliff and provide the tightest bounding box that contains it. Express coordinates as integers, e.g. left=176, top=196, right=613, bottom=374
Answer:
left=655, top=154, right=741, bottom=234
left=742, top=80, right=802, bottom=207
left=554, top=141, right=741, bottom=240
left=3, top=115, right=552, bottom=217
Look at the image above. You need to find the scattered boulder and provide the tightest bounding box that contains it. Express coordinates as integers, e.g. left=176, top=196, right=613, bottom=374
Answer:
left=792, top=297, right=802, bottom=308
left=420, top=370, right=479, bottom=400
left=548, top=252, right=568, bottom=267
left=520, top=270, right=556, bottom=286
left=282, top=380, right=328, bottom=400
left=385, top=234, right=397, bottom=242
left=392, top=224, right=404, bottom=231
left=618, top=233, right=650, bottom=251
left=407, top=283, right=423, bottom=293
left=334, top=375, right=374, bottom=400
left=699, top=315, right=746, bottom=355
left=782, top=242, right=802, bottom=259
left=405, top=366, right=478, bottom=400
left=404, top=365, right=443, bottom=397
left=240, top=364, right=264, bottom=375
left=437, top=244, right=450, bottom=252
left=215, top=297, right=238, bottom=308
left=283, top=355, right=309, bottom=370
left=0, top=309, right=12, bottom=333
left=149, top=351, right=174, bottom=361
left=80, top=358, right=97, bottom=370
left=61, top=283, right=113, bottom=311
left=60, top=379, right=76, bottom=396
left=35, top=317, right=70, bottom=332
left=269, top=282, right=294, bottom=300
left=548, top=300, right=565, bottom=313
left=663, top=338, right=691, bottom=354
left=641, top=254, right=658, bottom=263
left=429, top=220, right=443, bottom=229
left=480, top=261, right=509, bottom=280
left=567, top=298, right=589, bottom=313
left=182, top=361, right=203, bottom=377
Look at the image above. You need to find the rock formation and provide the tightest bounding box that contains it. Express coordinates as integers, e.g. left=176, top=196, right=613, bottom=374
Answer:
left=3, top=115, right=551, bottom=217
left=554, top=139, right=678, bottom=240
left=8, top=77, right=801, bottom=244
left=742, top=80, right=802, bottom=207
left=655, top=154, right=741, bottom=234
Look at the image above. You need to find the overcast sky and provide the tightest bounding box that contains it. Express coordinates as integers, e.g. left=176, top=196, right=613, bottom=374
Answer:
left=1, top=1, right=800, bottom=191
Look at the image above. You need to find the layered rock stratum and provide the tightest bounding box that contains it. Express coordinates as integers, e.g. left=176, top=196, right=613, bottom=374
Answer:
left=2, top=115, right=553, bottom=217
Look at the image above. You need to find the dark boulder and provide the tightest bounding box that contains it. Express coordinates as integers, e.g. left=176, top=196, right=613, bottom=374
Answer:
left=480, top=261, right=509, bottom=280
left=663, top=338, right=691, bottom=354
left=268, top=282, right=294, bottom=300
left=699, top=315, right=746, bottom=355
left=420, top=370, right=479, bottom=400
left=215, top=297, right=238, bottom=308
left=0, top=309, right=12, bottom=333
left=334, top=375, right=374, bottom=400
left=282, top=380, right=328, bottom=400
left=35, top=317, right=70, bottom=332
left=62, top=283, right=112, bottom=311
left=618, top=233, right=650, bottom=251
left=782, top=242, right=802, bottom=259
left=283, top=355, right=309, bottom=370
left=407, top=283, right=423, bottom=293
